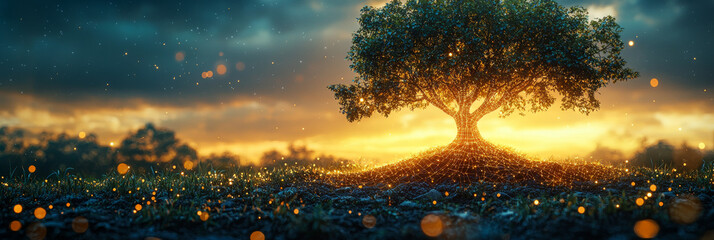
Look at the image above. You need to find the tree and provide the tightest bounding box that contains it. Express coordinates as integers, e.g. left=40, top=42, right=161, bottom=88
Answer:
left=329, top=0, right=637, bottom=147
left=117, top=123, right=198, bottom=173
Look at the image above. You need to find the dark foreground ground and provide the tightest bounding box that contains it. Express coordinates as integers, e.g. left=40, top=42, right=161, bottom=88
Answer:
left=1, top=163, right=714, bottom=240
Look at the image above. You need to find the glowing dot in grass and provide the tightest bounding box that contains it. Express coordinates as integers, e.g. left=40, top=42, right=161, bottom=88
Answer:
left=534, top=200, right=540, bottom=205
left=48, top=205, right=53, bottom=210
left=432, top=200, right=437, bottom=205
left=78, top=131, right=86, bottom=139
left=183, top=161, right=194, bottom=170
left=359, top=98, right=365, bottom=102
left=216, top=64, right=227, bottom=75
left=66, top=203, right=70, bottom=207
left=28, top=165, right=36, bottom=173
left=235, top=62, right=246, bottom=71
left=26, top=222, right=46, bottom=240
left=200, top=211, right=210, bottom=221
left=628, top=40, right=634, bottom=47
left=175, top=51, right=185, bottom=62
left=14, top=204, right=22, bottom=213
left=110, top=142, right=115, bottom=146
left=616, top=204, right=620, bottom=208
left=659, top=202, right=664, bottom=207
left=135, top=204, right=142, bottom=211
left=117, top=163, right=129, bottom=175
left=34, top=207, right=46, bottom=219
left=448, top=52, right=453, bottom=57
left=420, top=214, right=443, bottom=237
left=578, top=206, right=585, bottom=214
left=206, top=71, right=214, bottom=78
left=250, top=231, right=265, bottom=240
left=362, top=215, right=376, bottom=229
left=10, top=220, right=21, bottom=231
left=72, top=216, right=89, bottom=233
left=650, top=78, right=658, bottom=87
left=650, top=184, right=657, bottom=192
left=444, top=191, right=449, bottom=197
left=700, top=142, right=706, bottom=150
left=636, top=198, right=644, bottom=206
left=293, top=208, right=299, bottom=215
left=634, top=219, right=659, bottom=239
left=631, top=182, right=636, bottom=187
left=497, top=193, right=501, bottom=198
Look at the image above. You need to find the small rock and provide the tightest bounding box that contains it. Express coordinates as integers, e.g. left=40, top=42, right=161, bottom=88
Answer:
left=416, top=189, right=443, bottom=201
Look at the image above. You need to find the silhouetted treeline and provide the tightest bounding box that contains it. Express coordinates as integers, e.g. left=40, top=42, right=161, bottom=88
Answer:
left=0, top=123, right=352, bottom=177
left=589, top=140, right=714, bottom=171
left=259, top=144, right=356, bottom=170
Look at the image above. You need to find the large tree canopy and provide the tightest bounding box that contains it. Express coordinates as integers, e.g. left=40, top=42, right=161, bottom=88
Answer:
left=329, top=0, right=638, bottom=144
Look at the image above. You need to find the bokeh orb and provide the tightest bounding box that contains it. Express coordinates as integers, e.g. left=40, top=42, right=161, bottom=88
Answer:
left=633, top=219, right=659, bottom=239
left=362, top=215, right=377, bottom=229
left=72, top=216, right=89, bottom=233
left=9, top=220, right=21, bottom=231
left=669, top=195, right=702, bottom=224
left=216, top=64, right=227, bottom=75
left=175, top=51, right=185, bottom=62
left=26, top=222, right=47, bottom=240
left=28, top=165, right=36, bottom=173
left=250, top=231, right=265, bottom=240
left=420, top=214, right=444, bottom=237
left=34, top=207, right=46, bottom=220
left=650, top=78, right=659, bottom=87
left=117, top=163, right=129, bottom=175
left=13, top=204, right=22, bottom=214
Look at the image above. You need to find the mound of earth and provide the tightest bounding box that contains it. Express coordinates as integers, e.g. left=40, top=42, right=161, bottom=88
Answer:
left=328, top=142, right=622, bottom=187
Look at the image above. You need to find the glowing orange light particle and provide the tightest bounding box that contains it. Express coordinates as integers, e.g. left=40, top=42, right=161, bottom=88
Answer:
left=28, top=165, right=36, bottom=173
left=9, top=220, right=21, bottom=231
left=183, top=161, right=194, bottom=170
left=650, top=184, right=657, bottom=192
left=421, top=214, right=443, bottom=237
left=13, top=204, right=22, bottom=214
left=636, top=198, right=644, bottom=206
left=200, top=211, right=210, bottom=221
left=650, top=78, right=659, bottom=87
left=135, top=204, right=142, bottom=211
left=206, top=70, right=214, bottom=78
left=534, top=200, right=540, bottom=205
left=634, top=219, right=659, bottom=239
left=117, top=163, right=129, bottom=175
left=34, top=207, right=46, bottom=220
left=699, top=142, right=706, bottom=150
left=216, top=64, right=227, bottom=75
left=250, top=231, right=265, bottom=240
left=78, top=131, right=86, bottom=139
left=293, top=208, right=299, bottom=215
left=578, top=206, right=585, bottom=214
left=628, top=40, right=634, bottom=47
left=175, top=51, right=185, bottom=62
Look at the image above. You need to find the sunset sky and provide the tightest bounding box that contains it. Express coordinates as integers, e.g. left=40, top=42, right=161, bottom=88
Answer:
left=0, top=0, right=712, bottom=165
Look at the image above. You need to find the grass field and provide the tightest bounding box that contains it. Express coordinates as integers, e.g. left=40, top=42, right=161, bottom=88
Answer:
left=1, top=161, right=714, bottom=240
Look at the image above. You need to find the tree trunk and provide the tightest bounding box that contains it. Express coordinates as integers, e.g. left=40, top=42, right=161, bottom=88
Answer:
left=451, top=113, right=484, bottom=146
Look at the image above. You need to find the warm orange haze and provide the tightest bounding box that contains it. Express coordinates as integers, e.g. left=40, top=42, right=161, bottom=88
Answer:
left=0, top=0, right=711, bottom=166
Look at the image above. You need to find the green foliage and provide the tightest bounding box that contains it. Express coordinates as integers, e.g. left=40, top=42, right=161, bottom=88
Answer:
left=329, top=0, right=638, bottom=123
